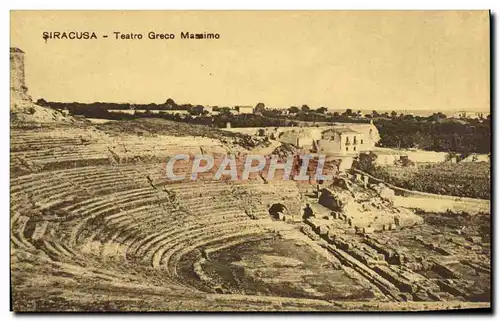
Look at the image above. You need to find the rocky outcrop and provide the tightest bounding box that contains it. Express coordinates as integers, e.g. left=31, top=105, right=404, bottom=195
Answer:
left=10, top=48, right=75, bottom=124
left=318, top=185, right=423, bottom=231
left=371, top=183, right=396, bottom=204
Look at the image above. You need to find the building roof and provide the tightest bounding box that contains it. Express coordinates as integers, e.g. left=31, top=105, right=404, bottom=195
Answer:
left=10, top=47, right=24, bottom=53
left=279, top=129, right=311, bottom=138
left=327, top=127, right=360, bottom=134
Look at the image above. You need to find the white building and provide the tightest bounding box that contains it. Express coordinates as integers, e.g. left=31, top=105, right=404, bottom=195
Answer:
left=235, top=106, right=254, bottom=114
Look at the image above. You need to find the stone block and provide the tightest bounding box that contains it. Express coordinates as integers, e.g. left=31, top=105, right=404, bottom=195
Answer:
left=318, top=225, right=329, bottom=236
left=363, top=227, right=375, bottom=234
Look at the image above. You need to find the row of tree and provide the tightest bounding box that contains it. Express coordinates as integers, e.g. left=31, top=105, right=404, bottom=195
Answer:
left=39, top=98, right=489, bottom=123
left=128, top=111, right=298, bottom=128
left=37, top=98, right=490, bottom=155
left=37, top=98, right=209, bottom=113
left=375, top=118, right=491, bottom=154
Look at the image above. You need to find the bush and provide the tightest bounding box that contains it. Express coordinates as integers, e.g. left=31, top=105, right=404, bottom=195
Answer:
left=354, top=152, right=378, bottom=172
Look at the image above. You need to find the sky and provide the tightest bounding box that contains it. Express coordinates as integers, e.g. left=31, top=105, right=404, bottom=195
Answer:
left=11, top=11, right=490, bottom=111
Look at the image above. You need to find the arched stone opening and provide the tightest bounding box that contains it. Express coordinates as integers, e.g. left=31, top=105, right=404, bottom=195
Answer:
left=268, top=203, right=288, bottom=220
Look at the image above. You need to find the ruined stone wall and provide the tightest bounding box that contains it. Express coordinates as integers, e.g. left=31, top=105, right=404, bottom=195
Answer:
left=393, top=196, right=490, bottom=215
left=372, top=147, right=452, bottom=165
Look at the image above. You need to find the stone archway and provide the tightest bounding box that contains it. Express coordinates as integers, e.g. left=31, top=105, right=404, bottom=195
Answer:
left=268, top=203, right=288, bottom=220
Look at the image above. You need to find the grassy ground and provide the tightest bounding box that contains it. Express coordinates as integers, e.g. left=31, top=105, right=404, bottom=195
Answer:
left=370, top=162, right=490, bottom=199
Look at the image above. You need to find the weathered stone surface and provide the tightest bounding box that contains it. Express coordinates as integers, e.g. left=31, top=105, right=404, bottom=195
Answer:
left=319, top=185, right=423, bottom=231
left=372, top=183, right=396, bottom=203
left=318, top=224, right=329, bottom=236
left=363, top=227, right=375, bottom=234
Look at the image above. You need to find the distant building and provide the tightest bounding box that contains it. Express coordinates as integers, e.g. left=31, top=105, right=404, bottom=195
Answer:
left=275, top=122, right=379, bottom=156
left=235, top=106, right=254, bottom=114
left=317, top=127, right=367, bottom=155
left=224, top=122, right=380, bottom=171
left=331, top=122, right=380, bottom=150
left=108, top=109, right=189, bottom=115
left=203, top=106, right=220, bottom=116
left=279, top=130, right=315, bottom=150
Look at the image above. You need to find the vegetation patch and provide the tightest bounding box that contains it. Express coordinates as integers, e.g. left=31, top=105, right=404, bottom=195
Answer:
left=368, top=162, right=490, bottom=200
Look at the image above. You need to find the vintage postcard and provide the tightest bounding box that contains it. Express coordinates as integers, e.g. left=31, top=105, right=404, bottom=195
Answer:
left=10, top=11, right=491, bottom=312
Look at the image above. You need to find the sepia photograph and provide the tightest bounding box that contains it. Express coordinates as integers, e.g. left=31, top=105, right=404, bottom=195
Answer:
left=9, top=10, right=491, bottom=312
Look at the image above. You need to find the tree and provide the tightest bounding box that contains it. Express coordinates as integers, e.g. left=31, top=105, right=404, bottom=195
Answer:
left=344, top=109, right=353, bottom=117
left=255, top=102, right=266, bottom=113
left=437, top=112, right=447, bottom=119
left=301, top=105, right=310, bottom=112
left=220, top=107, right=232, bottom=115
left=372, top=110, right=379, bottom=118
left=190, top=105, right=204, bottom=116
left=288, top=106, right=299, bottom=114
left=316, top=107, right=328, bottom=114
left=355, top=152, right=378, bottom=172
left=84, top=105, right=110, bottom=118
left=390, top=110, right=398, bottom=119
left=427, top=112, right=447, bottom=122
left=165, top=98, right=177, bottom=109
left=403, top=114, right=415, bottom=121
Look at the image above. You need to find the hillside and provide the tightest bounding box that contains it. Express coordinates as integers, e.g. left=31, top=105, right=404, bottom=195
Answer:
left=95, top=118, right=272, bottom=150
left=11, top=92, right=75, bottom=125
